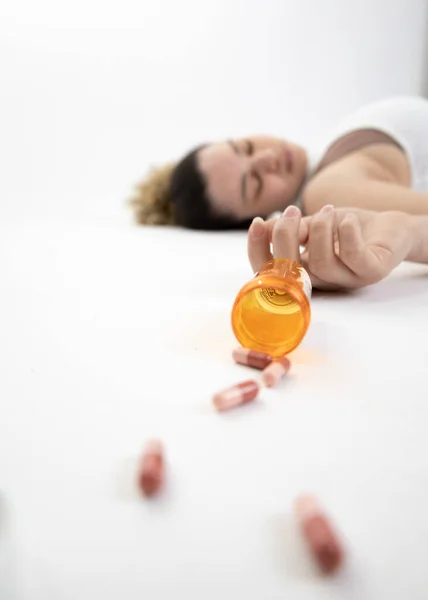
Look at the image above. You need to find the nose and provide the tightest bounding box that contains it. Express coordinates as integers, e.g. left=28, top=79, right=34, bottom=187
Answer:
left=249, top=148, right=279, bottom=174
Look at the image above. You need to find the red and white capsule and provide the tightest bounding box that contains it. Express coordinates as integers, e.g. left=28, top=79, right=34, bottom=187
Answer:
left=261, top=356, right=291, bottom=388
left=138, top=439, right=164, bottom=497
left=213, top=379, right=260, bottom=412
left=295, top=494, right=344, bottom=575
left=232, top=347, right=273, bottom=370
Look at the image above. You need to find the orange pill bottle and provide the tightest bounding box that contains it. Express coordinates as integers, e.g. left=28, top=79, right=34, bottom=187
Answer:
left=231, top=258, right=311, bottom=357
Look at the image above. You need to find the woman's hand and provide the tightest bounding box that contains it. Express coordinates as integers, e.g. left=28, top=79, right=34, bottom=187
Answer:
left=247, top=205, right=413, bottom=290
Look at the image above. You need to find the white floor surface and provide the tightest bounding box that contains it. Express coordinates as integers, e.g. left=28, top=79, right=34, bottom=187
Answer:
left=1, top=219, right=428, bottom=599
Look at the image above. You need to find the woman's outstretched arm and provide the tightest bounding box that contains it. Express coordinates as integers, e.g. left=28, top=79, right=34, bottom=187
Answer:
left=303, top=174, right=428, bottom=215
left=303, top=177, right=428, bottom=216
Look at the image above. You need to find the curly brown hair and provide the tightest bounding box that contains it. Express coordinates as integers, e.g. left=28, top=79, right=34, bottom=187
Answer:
left=128, top=162, right=176, bottom=226
left=128, top=146, right=253, bottom=231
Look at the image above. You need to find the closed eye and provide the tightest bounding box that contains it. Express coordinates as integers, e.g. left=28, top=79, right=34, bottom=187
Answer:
left=228, top=139, right=259, bottom=204
left=252, top=171, right=263, bottom=201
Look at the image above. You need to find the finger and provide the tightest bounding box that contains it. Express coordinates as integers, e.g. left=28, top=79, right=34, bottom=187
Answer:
left=272, top=205, right=301, bottom=263
left=308, top=205, right=356, bottom=286
left=300, top=248, right=344, bottom=291
left=265, top=214, right=308, bottom=244
left=265, top=217, right=277, bottom=242
left=248, top=217, right=273, bottom=273
left=299, top=216, right=310, bottom=246
left=337, top=213, right=384, bottom=283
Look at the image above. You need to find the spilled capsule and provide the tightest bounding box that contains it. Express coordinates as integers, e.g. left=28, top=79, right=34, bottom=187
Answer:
left=261, top=356, right=291, bottom=388
left=138, top=439, right=164, bottom=497
left=295, top=494, right=344, bottom=575
left=232, top=347, right=273, bottom=370
left=213, top=379, right=260, bottom=412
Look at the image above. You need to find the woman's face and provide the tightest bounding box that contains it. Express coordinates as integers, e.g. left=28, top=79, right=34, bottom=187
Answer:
left=198, top=136, right=308, bottom=220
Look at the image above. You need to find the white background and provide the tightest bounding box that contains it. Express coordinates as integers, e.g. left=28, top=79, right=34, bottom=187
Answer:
left=0, top=0, right=427, bottom=224
left=1, top=1, right=428, bottom=599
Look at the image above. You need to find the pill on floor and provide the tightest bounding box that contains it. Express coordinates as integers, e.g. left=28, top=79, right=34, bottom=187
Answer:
left=232, top=347, right=273, bottom=370
left=138, top=439, right=164, bottom=497
left=213, top=379, right=260, bottom=412
left=295, top=494, right=344, bottom=575
left=261, top=357, right=291, bottom=388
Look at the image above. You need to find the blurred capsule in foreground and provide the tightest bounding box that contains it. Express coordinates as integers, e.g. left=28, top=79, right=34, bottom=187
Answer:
left=138, top=439, right=164, bottom=497
left=295, top=494, right=344, bottom=575
left=213, top=380, right=260, bottom=412
left=232, top=347, right=273, bottom=370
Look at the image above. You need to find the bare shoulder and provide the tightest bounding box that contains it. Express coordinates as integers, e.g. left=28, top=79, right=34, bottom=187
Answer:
left=302, top=143, right=411, bottom=215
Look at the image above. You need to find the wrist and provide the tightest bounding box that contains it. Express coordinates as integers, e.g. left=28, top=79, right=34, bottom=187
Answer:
left=406, top=214, right=428, bottom=263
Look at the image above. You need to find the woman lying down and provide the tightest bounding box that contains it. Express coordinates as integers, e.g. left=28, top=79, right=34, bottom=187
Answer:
left=128, top=95, right=428, bottom=291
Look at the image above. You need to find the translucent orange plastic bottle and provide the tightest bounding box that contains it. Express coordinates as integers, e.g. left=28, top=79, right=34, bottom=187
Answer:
left=231, top=258, right=311, bottom=357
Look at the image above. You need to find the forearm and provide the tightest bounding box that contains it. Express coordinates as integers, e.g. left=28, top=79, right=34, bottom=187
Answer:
left=303, top=178, right=428, bottom=216
left=407, top=215, right=428, bottom=263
